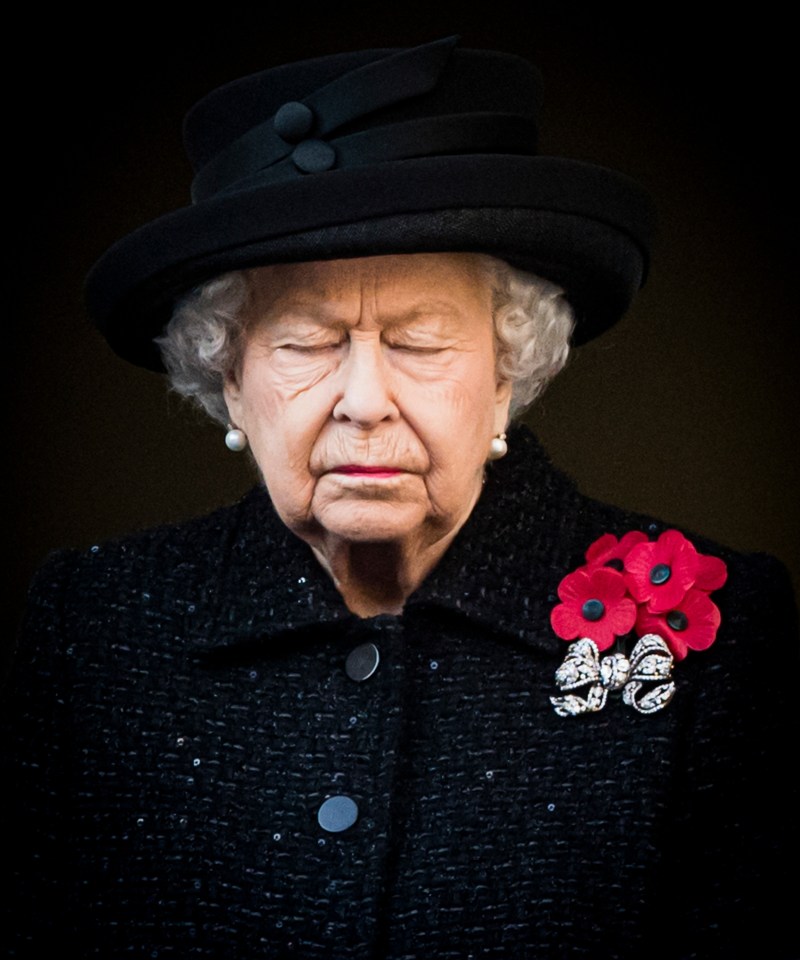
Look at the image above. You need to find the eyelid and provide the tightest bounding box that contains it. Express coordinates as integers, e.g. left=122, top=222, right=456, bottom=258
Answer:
left=389, top=342, right=447, bottom=353
left=271, top=322, right=452, bottom=353
left=275, top=337, right=345, bottom=352
left=383, top=329, right=450, bottom=351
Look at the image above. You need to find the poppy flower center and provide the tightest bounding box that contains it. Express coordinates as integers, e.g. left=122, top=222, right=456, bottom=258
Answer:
left=581, top=599, right=605, bottom=621
left=649, top=563, right=671, bottom=585
left=666, top=610, right=688, bottom=631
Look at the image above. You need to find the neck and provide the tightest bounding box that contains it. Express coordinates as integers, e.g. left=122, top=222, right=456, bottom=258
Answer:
left=311, top=531, right=459, bottom=618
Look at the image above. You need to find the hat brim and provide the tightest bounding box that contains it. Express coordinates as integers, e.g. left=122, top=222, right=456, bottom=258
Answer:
left=86, top=154, right=654, bottom=371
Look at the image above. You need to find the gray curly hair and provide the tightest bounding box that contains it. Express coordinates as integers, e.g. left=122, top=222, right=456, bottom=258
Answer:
left=156, top=254, right=574, bottom=425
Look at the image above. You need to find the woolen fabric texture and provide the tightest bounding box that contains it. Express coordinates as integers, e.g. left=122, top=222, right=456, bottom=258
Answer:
left=4, top=426, right=798, bottom=958
left=84, top=38, right=655, bottom=371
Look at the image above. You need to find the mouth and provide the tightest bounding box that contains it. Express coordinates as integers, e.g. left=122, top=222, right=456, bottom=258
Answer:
left=329, top=464, right=405, bottom=479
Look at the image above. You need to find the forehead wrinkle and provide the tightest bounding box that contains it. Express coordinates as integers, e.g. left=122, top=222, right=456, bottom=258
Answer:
left=377, top=302, right=475, bottom=329
left=247, top=255, right=494, bottom=332
left=249, top=302, right=354, bottom=339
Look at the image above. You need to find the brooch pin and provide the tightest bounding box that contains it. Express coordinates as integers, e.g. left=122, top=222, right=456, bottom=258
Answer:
left=550, top=530, right=727, bottom=716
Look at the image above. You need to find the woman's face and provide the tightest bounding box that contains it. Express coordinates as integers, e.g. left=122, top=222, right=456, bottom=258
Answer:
left=224, top=253, right=511, bottom=555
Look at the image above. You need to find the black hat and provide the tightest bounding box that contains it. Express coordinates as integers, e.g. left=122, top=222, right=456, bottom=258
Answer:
left=86, top=37, right=655, bottom=371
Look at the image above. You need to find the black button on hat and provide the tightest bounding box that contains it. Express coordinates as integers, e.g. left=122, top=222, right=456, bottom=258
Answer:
left=318, top=795, right=359, bottom=832
left=272, top=100, right=314, bottom=143
left=345, top=642, right=380, bottom=681
left=273, top=101, right=314, bottom=142
left=291, top=139, right=336, bottom=173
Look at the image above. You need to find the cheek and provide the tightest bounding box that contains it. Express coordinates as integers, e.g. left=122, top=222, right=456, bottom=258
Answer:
left=237, top=377, right=331, bottom=501
left=237, top=350, right=336, bottom=427
left=239, top=387, right=282, bottom=431
left=235, top=358, right=284, bottom=427
left=401, top=370, right=498, bottom=469
left=430, top=360, right=500, bottom=425
left=240, top=371, right=322, bottom=447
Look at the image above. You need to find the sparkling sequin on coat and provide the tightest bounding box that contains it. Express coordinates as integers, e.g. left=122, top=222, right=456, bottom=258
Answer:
left=4, top=428, right=798, bottom=958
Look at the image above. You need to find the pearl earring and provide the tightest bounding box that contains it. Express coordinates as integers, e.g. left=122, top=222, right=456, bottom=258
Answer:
left=488, top=432, right=508, bottom=461
left=225, top=425, right=248, bottom=452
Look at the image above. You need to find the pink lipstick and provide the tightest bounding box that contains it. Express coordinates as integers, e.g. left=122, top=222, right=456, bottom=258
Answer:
left=332, top=465, right=403, bottom=478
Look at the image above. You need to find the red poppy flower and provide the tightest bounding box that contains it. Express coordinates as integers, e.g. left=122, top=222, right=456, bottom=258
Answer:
left=585, top=531, right=649, bottom=570
left=551, top=566, right=637, bottom=652
left=624, top=529, right=726, bottom=614
left=636, top=587, right=721, bottom=660
left=693, top=552, right=728, bottom=592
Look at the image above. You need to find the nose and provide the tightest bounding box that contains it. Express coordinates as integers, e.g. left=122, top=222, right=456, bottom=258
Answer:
left=332, top=335, right=399, bottom=427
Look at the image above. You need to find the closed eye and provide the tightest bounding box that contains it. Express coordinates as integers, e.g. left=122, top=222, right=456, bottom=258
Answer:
left=384, top=333, right=451, bottom=354
left=389, top=343, right=448, bottom=354
left=276, top=341, right=344, bottom=354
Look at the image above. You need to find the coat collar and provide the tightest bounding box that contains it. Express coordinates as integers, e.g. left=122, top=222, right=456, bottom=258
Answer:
left=203, top=425, right=597, bottom=658
left=405, top=425, right=586, bottom=653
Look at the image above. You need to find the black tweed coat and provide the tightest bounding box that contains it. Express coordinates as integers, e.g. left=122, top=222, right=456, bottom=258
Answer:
left=4, top=427, right=798, bottom=958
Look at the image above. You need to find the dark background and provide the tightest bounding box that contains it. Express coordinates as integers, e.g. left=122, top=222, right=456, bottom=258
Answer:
left=11, top=4, right=798, bottom=643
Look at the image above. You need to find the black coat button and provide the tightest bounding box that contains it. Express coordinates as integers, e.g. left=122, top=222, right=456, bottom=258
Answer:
left=345, top=642, right=380, bottom=681
left=318, top=795, right=359, bottom=832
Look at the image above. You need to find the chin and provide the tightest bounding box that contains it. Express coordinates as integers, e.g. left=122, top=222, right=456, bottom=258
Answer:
left=314, top=502, right=430, bottom=545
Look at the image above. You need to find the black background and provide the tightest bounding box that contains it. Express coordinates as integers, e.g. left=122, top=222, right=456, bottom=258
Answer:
left=11, top=4, right=798, bottom=643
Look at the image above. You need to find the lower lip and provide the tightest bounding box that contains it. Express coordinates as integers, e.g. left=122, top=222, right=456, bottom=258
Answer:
left=332, top=467, right=403, bottom=479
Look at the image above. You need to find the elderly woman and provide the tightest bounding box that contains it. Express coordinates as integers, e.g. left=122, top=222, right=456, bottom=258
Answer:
left=162, top=253, right=570, bottom=618
left=5, top=38, right=797, bottom=959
